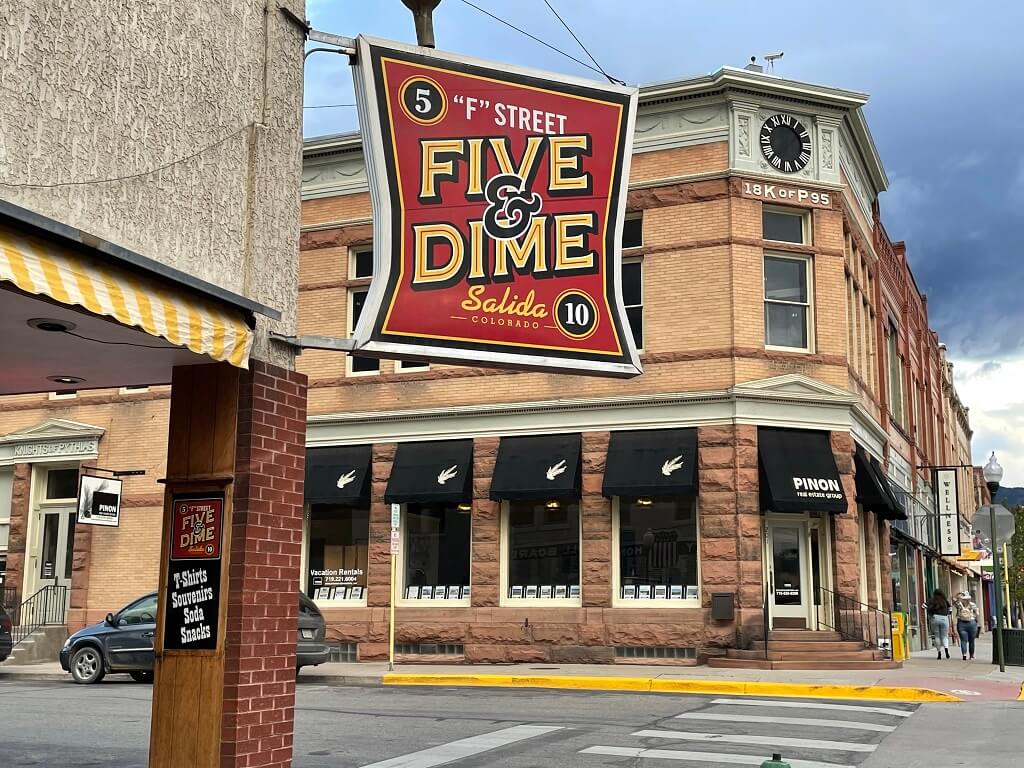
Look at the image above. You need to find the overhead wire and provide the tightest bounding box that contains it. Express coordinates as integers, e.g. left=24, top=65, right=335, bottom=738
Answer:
left=458, top=0, right=613, bottom=81
left=541, top=0, right=624, bottom=85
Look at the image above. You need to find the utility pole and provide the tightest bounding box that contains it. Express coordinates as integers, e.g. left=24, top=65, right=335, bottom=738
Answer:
left=401, top=0, right=443, bottom=47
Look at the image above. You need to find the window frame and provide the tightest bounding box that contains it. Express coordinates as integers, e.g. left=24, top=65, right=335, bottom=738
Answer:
left=301, top=503, right=370, bottom=608
left=762, top=205, right=810, bottom=245
left=887, top=320, right=905, bottom=428
left=622, top=212, right=643, bottom=249
left=499, top=500, right=583, bottom=607
left=48, top=390, right=78, bottom=400
left=764, top=252, right=814, bottom=353
left=349, top=245, right=374, bottom=280
left=395, top=359, right=431, bottom=374
left=622, top=258, right=644, bottom=352
left=346, top=287, right=380, bottom=377
left=396, top=502, right=472, bottom=607
left=611, top=496, right=702, bottom=608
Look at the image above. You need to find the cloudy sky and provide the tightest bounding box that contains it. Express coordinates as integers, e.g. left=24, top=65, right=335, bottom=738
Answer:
left=304, top=1, right=1024, bottom=484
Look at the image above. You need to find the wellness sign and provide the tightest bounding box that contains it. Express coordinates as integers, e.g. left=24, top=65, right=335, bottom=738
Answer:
left=352, top=36, right=642, bottom=377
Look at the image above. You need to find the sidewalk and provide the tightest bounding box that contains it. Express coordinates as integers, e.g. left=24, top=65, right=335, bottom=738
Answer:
left=4, top=634, right=1022, bottom=703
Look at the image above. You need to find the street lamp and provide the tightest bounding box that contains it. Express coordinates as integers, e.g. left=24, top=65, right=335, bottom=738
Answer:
left=983, top=452, right=1006, bottom=672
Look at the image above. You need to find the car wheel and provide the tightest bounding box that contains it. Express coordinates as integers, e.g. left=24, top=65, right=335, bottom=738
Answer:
left=129, top=671, right=154, bottom=683
left=70, top=646, right=106, bottom=684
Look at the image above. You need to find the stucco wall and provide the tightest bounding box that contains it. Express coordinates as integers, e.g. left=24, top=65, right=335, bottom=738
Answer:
left=0, top=1, right=305, bottom=364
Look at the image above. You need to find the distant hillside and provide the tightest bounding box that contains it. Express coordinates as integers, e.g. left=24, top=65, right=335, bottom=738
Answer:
left=994, top=486, right=1024, bottom=508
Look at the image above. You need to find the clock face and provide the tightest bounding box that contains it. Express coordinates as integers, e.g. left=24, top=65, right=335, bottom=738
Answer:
left=760, top=114, right=812, bottom=173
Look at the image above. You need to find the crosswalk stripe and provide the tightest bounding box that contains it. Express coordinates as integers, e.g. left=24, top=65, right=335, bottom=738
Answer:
left=632, top=730, right=877, bottom=753
left=581, top=746, right=849, bottom=768
left=358, top=725, right=563, bottom=768
left=676, top=712, right=896, bottom=733
left=710, top=698, right=914, bottom=718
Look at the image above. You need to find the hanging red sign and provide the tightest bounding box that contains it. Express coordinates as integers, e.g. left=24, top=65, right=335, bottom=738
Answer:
left=351, top=36, right=641, bottom=377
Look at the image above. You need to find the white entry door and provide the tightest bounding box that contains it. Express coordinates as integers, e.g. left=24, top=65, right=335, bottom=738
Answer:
left=767, top=519, right=811, bottom=628
left=26, top=504, right=76, bottom=598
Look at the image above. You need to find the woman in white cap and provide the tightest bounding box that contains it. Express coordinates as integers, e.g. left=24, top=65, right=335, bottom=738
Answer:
left=953, top=591, right=980, bottom=660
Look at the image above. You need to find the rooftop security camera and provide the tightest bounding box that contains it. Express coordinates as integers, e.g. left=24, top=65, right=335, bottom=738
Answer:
left=765, top=52, right=785, bottom=61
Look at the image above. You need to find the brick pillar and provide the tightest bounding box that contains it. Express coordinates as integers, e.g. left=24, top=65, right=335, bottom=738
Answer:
left=830, top=432, right=860, bottom=598
left=734, top=425, right=764, bottom=645
left=879, top=520, right=893, bottom=612
left=221, top=361, right=307, bottom=768
left=471, top=437, right=500, bottom=608
left=359, top=443, right=395, bottom=661
left=68, top=462, right=97, bottom=630
left=580, top=432, right=611, bottom=609
left=4, top=463, right=31, bottom=605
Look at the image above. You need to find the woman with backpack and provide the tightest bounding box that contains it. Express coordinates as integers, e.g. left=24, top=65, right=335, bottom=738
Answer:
left=926, top=590, right=952, bottom=659
left=953, top=591, right=980, bottom=660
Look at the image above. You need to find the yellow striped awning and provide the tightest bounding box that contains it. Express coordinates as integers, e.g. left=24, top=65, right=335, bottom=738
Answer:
left=0, top=225, right=253, bottom=368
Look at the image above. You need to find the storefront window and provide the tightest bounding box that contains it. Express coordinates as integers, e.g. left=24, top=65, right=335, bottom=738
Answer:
left=505, top=500, right=580, bottom=600
left=403, top=503, right=471, bottom=600
left=617, top=497, right=698, bottom=601
left=306, top=505, right=369, bottom=602
left=890, top=540, right=903, bottom=612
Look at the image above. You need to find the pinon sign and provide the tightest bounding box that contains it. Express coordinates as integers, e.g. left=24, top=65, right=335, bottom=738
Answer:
left=351, top=36, right=642, bottom=377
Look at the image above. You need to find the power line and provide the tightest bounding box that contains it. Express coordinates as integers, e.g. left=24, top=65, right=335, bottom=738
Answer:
left=541, top=0, right=624, bottom=85
left=0, top=124, right=256, bottom=189
left=458, top=0, right=611, bottom=80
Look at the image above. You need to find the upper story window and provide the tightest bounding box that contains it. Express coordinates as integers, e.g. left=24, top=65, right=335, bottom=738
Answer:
left=623, top=260, right=643, bottom=351
left=763, top=207, right=808, bottom=244
left=887, top=320, right=905, bottom=428
left=350, top=246, right=373, bottom=279
left=46, top=468, right=79, bottom=500
left=622, top=213, right=643, bottom=249
left=764, top=254, right=812, bottom=351
left=347, top=288, right=380, bottom=376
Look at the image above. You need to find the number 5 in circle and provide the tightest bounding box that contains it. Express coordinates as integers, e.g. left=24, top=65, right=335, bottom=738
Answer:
left=399, top=76, right=447, bottom=126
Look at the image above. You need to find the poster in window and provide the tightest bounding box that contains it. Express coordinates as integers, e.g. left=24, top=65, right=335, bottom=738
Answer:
left=555, top=585, right=568, bottom=598
left=569, top=585, right=580, bottom=598
left=670, top=585, right=683, bottom=600
left=638, top=584, right=652, bottom=599
left=406, top=586, right=420, bottom=599
left=350, top=586, right=365, bottom=600
left=622, top=585, right=637, bottom=599
left=461, top=586, right=471, bottom=600
left=510, top=585, right=524, bottom=598
left=525, top=585, right=539, bottom=599
left=540, top=585, right=553, bottom=599
left=654, top=585, right=668, bottom=599
left=421, top=586, right=433, bottom=599
left=685, top=585, right=698, bottom=600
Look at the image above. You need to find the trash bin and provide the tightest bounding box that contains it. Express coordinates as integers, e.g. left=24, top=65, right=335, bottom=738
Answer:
left=998, top=629, right=1024, bottom=667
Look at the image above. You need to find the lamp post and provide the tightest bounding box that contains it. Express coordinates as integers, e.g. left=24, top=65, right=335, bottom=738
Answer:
left=983, top=452, right=1006, bottom=672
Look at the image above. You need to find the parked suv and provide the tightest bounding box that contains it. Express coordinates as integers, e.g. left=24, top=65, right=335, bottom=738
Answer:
left=0, top=605, right=12, bottom=663
left=59, top=591, right=330, bottom=684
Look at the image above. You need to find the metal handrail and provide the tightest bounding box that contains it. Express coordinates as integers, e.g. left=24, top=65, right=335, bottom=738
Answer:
left=1, top=585, right=19, bottom=611
left=814, top=584, right=892, bottom=657
left=9, top=585, right=68, bottom=648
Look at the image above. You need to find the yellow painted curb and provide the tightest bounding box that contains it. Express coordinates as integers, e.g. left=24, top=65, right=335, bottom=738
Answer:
left=382, top=673, right=961, bottom=703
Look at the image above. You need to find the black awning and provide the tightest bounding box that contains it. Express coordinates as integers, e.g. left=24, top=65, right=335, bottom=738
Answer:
left=384, top=439, right=473, bottom=504
left=305, top=445, right=372, bottom=507
left=758, top=427, right=848, bottom=514
left=489, top=434, right=581, bottom=501
left=854, top=446, right=907, bottom=520
left=602, top=428, right=698, bottom=498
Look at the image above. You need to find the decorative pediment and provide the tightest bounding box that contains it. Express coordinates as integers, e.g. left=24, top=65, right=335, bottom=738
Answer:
left=730, top=374, right=857, bottom=404
left=0, top=418, right=105, bottom=444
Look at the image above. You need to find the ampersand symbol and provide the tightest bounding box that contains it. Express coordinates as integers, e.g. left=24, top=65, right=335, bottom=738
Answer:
left=482, top=173, right=542, bottom=240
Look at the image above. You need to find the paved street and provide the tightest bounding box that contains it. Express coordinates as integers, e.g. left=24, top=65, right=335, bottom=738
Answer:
left=5, top=679, right=1005, bottom=768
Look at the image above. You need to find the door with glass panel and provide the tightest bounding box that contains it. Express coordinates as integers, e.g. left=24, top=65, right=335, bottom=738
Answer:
left=766, top=519, right=811, bottom=628
left=25, top=468, right=79, bottom=607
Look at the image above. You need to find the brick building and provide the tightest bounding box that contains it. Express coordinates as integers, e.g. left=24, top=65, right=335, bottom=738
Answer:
left=0, top=65, right=980, bottom=665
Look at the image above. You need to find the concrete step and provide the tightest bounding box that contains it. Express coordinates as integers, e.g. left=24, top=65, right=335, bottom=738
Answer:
left=727, top=649, right=885, bottom=661
left=707, top=657, right=902, bottom=670
left=766, top=630, right=843, bottom=642
left=6, top=626, right=68, bottom=665
left=750, top=640, right=868, bottom=652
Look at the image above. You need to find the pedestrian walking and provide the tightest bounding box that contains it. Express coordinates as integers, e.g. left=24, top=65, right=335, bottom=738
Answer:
left=926, top=589, right=951, bottom=659
left=954, top=591, right=980, bottom=660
